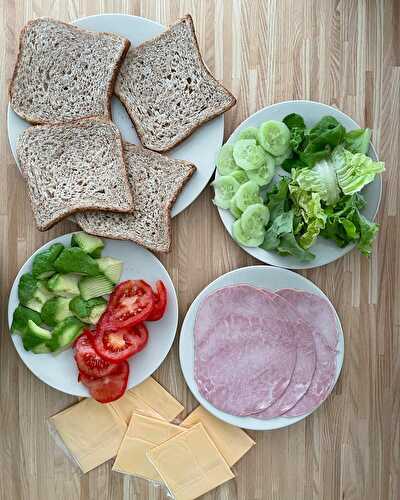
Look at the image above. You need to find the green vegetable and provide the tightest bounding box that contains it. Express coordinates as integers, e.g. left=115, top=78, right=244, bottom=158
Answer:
left=23, top=320, right=52, bottom=351
left=47, top=317, right=84, bottom=352
left=54, top=248, right=100, bottom=276
left=231, top=181, right=262, bottom=212
left=216, top=144, right=237, bottom=176
left=344, top=128, right=371, bottom=154
left=229, top=198, right=242, bottom=219
left=246, top=153, right=276, bottom=186
left=281, top=156, right=307, bottom=173
left=79, top=275, right=114, bottom=301
left=18, top=273, right=38, bottom=305
left=258, top=121, right=290, bottom=156
left=11, top=305, right=42, bottom=335
left=238, top=127, right=259, bottom=142
left=212, top=175, right=240, bottom=209
left=266, top=178, right=290, bottom=220
left=262, top=211, right=294, bottom=250
left=273, top=149, right=292, bottom=166
left=95, top=257, right=123, bottom=284
left=69, top=296, right=107, bottom=324
left=277, top=233, right=315, bottom=261
left=291, top=160, right=340, bottom=206
left=71, top=232, right=104, bottom=256
left=283, top=114, right=306, bottom=153
left=239, top=204, right=270, bottom=237
left=47, top=273, right=80, bottom=298
left=356, top=212, right=379, bottom=256
left=41, top=297, right=73, bottom=326
left=233, top=140, right=267, bottom=170
left=31, top=343, right=51, bottom=354
left=232, top=219, right=265, bottom=247
left=231, top=169, right=249, bottom=185
left=308, top=116, right=345, bottom=146
left=32, top=243, right=64, bottom=279
left=331, top=146, right=385, bottom=195
left=283, top=113, right=306, bottom=130
left=90, top=247, right=103, bottom=259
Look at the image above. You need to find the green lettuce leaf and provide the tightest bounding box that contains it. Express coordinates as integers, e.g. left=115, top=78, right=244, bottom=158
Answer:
left=291, top=160, right=340, bottom=205
left=265, top=178, right=291, bottom=220
left=283, top=113, right=306, bottom=130
left=355, top=212, right=379, bottom=256
left=277, top=233, right=315, bottom=261
left=344, top=128, right=371, bottom=154
left=261, top=210, right=294, bottom=250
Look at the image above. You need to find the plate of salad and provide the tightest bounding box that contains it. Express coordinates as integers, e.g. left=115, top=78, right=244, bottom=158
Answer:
left=8, top=232, right=178, bottom=401
left=213, top=100, right=384, bottom=269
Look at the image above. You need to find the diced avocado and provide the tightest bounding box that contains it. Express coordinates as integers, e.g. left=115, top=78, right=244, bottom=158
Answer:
left=11, top=305, right=42, bottom=335
left=23, top=320, right=52, bottom=351
left=25, top=298, right=44, bottom=313
left=18, top=273, right=38, bottom=305
left=54, top=248, right=100, bottom=276
left=41, top=297, right=73, bottom=326
left=71, top=232, right=104, bottom=256
left=79, top=275, right=114, bottom=301
left=47, top=273, right=80, bottom=298
left=47, top=317, right=84, bottom=352
left=32, top=243, right=64, bottom=279
left=90, top=247, right=103, bottom=259
left=96, top=257, right=123, bottom=284
left=88, top=304, right=107, bottom=324
left=36, top=281, right=54, bottom=302
left=31, top=343, right=51, bottom=354
left=69, top=296, right=107, bottom=323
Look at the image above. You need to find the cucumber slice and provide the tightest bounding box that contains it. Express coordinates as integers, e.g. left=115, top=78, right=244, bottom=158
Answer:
left=273, top=149, right=292, bottom=166
left=258, top=121, right=290, bottom=156
left=232, top=219, right=265, bottom=247
left=47, top=273, right=80, bottom=298
left=231, top=169, right=249, bottom=185
left=31, top=343, right=51, bottom=354
left=71, top=232, right=104, bottom=256
left=96, top=257, right=123, bottom=284
left=231, top=181, right=262, bottom=212
left=246, top=153, right=276, bottom=186
left=212, top=175, right=240, bottom=209
left=233, top=140, right=267, bottom=171
left=216, top=144, right=237, bottom=176
left=229, top=198, right=242, bottom=219
left=79, top=275, right=114, bottom=301
left=238, top=127, right=259, bottom=142
left=240, top=204, right=270, bottom=237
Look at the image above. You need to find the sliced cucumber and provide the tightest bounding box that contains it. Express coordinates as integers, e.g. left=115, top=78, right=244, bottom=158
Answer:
left=216, top=144, right=237, bottom=176
left=273, top=149, right=292, bottom=166
left=212, top=175, right=240, bottom=209
left=230, top=198, right=242, bottom=219
left=258, top=120, right=290, bottom=156
left=231, top=181, right=262, bottom=212
left=96, top=257, right=123, bottom=284
left=246, top=152, right=276, bottom=186
left=41, top=297, right=73, bottom=326
left=47, top=273, right=80, bottom=298
left=71, top=232, right=104, bottom=256
left=231, top=169, right=249, bottom=185
left=232, top=219, right=265, bottom=247
left=240, top=204, right=270, bottom=237
left=79, top=275, right=114, bottom=301
left=233, top=139, right=267, bottom=171
left=238, top=127, right=259, bottom=142
left=47, top=317, right=84, bottom=352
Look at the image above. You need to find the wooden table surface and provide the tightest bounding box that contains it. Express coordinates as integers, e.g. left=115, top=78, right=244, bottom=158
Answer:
left=1, top=1, right=399, bottom=499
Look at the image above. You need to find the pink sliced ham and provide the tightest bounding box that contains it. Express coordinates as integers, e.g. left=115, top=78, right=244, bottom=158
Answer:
left=194, top=285, right=297, bottom=416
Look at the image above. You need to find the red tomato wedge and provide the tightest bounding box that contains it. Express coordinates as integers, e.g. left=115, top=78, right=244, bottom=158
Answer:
left=147, top=280, right=168, bottom=321
left=99, top=280, right=154, bottom=331
left=93, top=323, right=149, bottom=363
left=79, top=361, right=129, bottom=403
left=74, top=331, right=119, bottom=378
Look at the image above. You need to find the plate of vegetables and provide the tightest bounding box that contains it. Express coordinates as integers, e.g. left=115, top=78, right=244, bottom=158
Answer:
left=8, top=232, right=178, bottom=401
left=213, top=100, right=384, bottom=269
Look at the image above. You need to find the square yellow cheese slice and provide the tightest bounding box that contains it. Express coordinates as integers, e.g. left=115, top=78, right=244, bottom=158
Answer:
left=50, top=398, right=127, bottom=473
left=147, top=423, right=235, bottom=500
left=112, top=413, right=185, bottom=481
left=181, top=405, right=255, bottom=466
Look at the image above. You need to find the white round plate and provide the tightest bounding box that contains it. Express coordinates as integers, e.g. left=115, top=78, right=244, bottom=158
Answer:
left=8, top=233, right=178, bottom=397
left=216, top=100, right=382, bottom=269
left=179, top=266, right=344, bottom=430
left=7, top=14, right=224, bottom=217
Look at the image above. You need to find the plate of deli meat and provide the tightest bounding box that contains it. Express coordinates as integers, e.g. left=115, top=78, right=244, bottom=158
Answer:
left=179, top=266, right=344, bottom=430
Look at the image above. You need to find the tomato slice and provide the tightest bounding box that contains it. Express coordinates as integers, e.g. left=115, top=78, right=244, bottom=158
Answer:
left=93, top=323, right=149, bottom=363
left=147, top=280, right=168, bottom=321
left=74, top=332, right=119, bottom=378
left=100, top=280, right=154, bottom=331
left=79, top=361, right=129, bottom=403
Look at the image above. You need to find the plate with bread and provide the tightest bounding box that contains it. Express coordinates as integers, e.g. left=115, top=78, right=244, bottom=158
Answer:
left=7, top=14, right=236, bottom=253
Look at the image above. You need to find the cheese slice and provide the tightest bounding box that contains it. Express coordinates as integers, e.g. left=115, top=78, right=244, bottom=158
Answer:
left=113, top=413, right=185, bottom=481
left=181, top=406, right=255, bottom=466
left=50, top=398, right=126, bottom=473
left=147, top=423, right=235, bottom=500
left=110, top=390, right=163, bottom=424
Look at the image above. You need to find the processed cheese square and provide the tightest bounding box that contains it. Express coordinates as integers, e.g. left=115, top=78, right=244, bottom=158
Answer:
left=147, top=423, right=235, bottom=500
left=181, top=405, right=255, bottom=466
left=112, top=413, right=185, bottom=481
left=110, top=390, right=163, bottom=424
left=50, top=398, right=127, bottom=473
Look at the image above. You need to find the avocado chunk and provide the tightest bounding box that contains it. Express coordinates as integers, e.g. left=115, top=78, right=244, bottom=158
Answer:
left=32, top=243, right=64, bottom=279
left=41, top=297, right=73, bottom=326
left=23, top=320, right=52, bottom=351
left=31, top=343, right=51, bottom=354
left=71, top=232, right=104, bottom=256
left=54, top=248, right=100, bottom=276
left=69, top=296, right=107, bottom=324
left=47, top=273, right=80, bottom=298
left=47, top=317, right=84, bottom=352
left=19, top=275, right=54, bottom=313
left=11, top=305, right=42, bottom=335
left=79, top=275, right=114, bottom=301
left=96, top=257, right=123, bottom=284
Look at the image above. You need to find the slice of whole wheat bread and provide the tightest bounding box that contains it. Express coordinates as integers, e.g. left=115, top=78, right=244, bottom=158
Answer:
left=9, top=17, right=130, bottom=124
left=17, top=118, right=134, bottom=231
left=75, top=143, right=196, bottom=252
left=115, top=14, right=236, bottom=152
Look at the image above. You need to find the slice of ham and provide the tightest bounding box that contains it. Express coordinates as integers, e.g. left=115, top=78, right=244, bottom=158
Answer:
left=276, top=288, right=339, bottom=350
left=276, top=289, right=338, bottom=417
left=194, top=285, right=297, bottom=416
left=251, top=290, right=316, bottom=418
